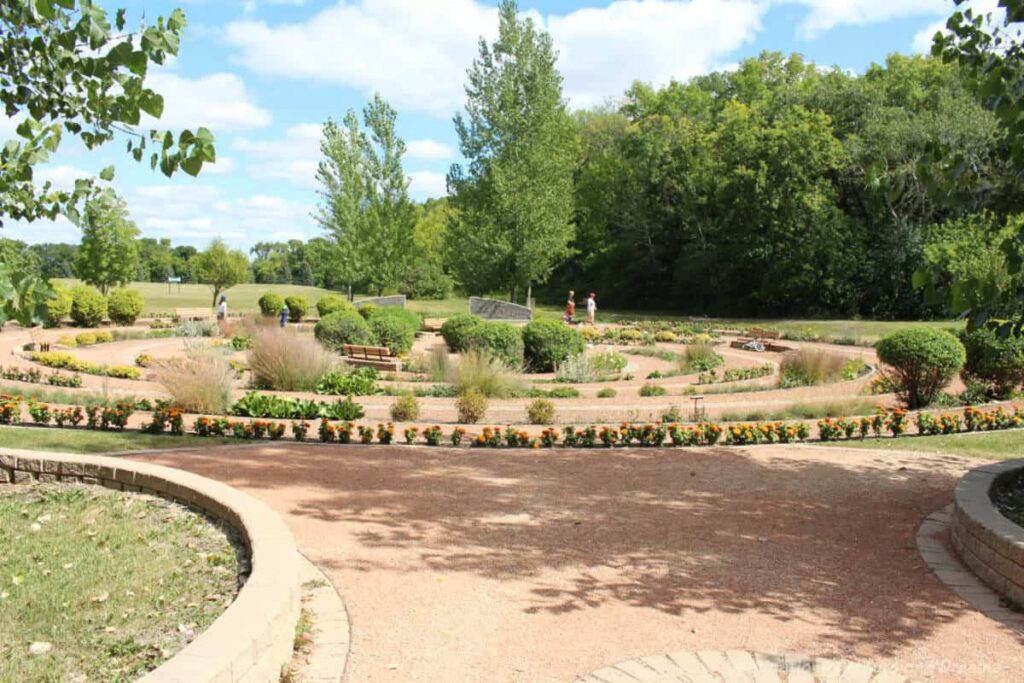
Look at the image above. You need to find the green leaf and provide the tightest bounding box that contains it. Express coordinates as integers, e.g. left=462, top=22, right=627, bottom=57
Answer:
left=99, top=165, right=115, bottom=181
left=181, top=156, right=203, bottom=177
left=34, top=0, right=56, bottom=20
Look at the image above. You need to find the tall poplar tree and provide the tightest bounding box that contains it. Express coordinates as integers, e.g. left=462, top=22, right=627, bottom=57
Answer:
left=74, top=195, right=140, bottom=295
left=315, top=94, right=414, bottom=297
left=447, top=0, right=577, bottom=304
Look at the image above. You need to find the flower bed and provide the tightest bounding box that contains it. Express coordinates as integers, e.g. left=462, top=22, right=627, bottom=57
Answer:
left=29, top=351, right=141, bottom=380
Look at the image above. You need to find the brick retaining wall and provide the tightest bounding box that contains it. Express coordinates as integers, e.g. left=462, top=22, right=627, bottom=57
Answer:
left=0, top=448, right=300, bottom=683
left=951, top=458, right=1024, bottom=607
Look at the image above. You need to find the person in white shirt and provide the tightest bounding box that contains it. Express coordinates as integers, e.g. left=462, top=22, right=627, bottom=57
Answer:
left=586, top=292, right=597, bottom=325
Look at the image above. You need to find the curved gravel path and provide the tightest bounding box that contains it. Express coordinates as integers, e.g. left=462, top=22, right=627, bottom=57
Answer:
left=133, top=443, right=1024, bottom=683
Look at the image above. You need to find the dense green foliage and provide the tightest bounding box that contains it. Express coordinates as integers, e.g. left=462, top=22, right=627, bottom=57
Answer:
left=74, top=196, right=140, bottom=295
left=192, top=239, right=251, bottom=307
left=368, top=316, right=415, bottom=355
left=447, top=1, right=577, bottom=303
left=876, top=328, right=966, bottom=408
left=0, top=263, right=54, bottom=328
left=316, top=294, right=353, bottom=318
left=284, top=295, right=309, bottom=322
left=962, top=326, right=1024, bottom=398
left=258, top=292, right=284, bottom=317
left=44, top=285, right=72, bottom=326
left=522, top=320, right=585, bottom=372
left=441, top=314, right=482, bottom=352
left=68, top=285, right=107, bottom=328
left=463, top=321, right=525, bottom=368
left=106, top=288, right=144, bottom=326
left=314, top=311, right=374, bottom=350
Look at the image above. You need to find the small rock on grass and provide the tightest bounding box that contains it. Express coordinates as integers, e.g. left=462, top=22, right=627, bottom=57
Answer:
left=28, top=642, right=52, bottom=656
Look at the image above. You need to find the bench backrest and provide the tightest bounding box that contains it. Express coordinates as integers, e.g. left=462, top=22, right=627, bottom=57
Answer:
left=342, top=344, right=393, bottom=358
left=746, top=328, right=781, bottom=340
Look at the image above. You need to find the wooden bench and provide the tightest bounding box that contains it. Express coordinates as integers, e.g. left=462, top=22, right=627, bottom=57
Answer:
left=743, top=328, right=782, bottom=341
left=731, top=328, right=793, bottom=353
left=342, top=344, right=401, bottom=371
left=423, top=318, right=447, bottom=333
left=174, top=307, right=214, bottom=322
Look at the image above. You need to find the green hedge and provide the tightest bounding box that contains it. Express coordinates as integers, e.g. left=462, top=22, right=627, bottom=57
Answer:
left=258, top=292, right=284, bottom=317
left=314, top=311, right=374, bottom=351
left=316, top=294, right=353, bottom=318
left=876, top=328, right=965, bottom=409
left=463, top=322, right=524, bottom=368
left=45, top=286, right=72, bottom=327
left=962, top=326, right=1024, bottom=398
left=369, top=316, right=415, bottom=355
left=69, top=285, right=107, bottom=328
left=522, top=320, right=585, bottom=372
left=441, top=314, right=482, bottom=352
left=284, top=295, right=309, bottom=322
left=107, top=288, right=144, bottom=326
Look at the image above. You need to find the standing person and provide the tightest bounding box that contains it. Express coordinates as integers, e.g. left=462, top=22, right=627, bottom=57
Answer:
left=216, top=295, right=228, bottom=322
left=586, top=292, right=597, bottom=325
left=564, top=290, right=576, bottom=324
left=279, top=303, right=289, bottom=328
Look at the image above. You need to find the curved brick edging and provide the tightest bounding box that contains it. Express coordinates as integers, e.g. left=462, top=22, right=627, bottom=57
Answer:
left=952, top=458, right=1024, bottom=608
left=0, top=447, right=300, bottom=683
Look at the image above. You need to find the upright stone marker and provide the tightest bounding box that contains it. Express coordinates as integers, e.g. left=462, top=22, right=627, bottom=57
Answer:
left=354, top=295, right=406, bottom=309
left=469, top=296, right=532, bottom=321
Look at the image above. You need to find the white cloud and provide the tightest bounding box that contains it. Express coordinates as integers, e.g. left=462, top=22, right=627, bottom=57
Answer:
left=780, top=0, right=946, bottom=38
left=226, top=0, right=767, bottom=116
left=233, top=123, right=322, bottom=188
left=408, top=170, right=447, bottom=200
left=911, top=0, right=1002, bottom=53
left=144, top=71, right=272, bottom=133
left=200, top=156, right=236, bottom=175
left=406, top=139, right=455, bottom=160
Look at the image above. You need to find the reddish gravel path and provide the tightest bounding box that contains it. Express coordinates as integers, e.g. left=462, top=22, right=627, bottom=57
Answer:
left=134, top=444, right=1024, bottom=683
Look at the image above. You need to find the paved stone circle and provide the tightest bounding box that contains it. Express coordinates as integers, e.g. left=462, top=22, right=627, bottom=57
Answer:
left=575, top=650, right=918, bottom=683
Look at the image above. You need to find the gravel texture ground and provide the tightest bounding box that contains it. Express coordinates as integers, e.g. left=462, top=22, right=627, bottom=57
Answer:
left=134, top=443, right=1024, bottom=683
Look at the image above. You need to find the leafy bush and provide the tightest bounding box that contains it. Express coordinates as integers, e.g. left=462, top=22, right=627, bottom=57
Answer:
left=176, top=320, right=219, bottom=337
left=315, top=367, right=381, bottom=396
left=367, top=306, right=423, bottom=332
left=152, top=348, right=235, bottom=415
left=400, top=261, right=454, bottom=300
left=591, top=351, right=627, bottom=374
left=75, top=332, right=96, bottom=346
left=456, top=387, right=488, bottom=424
left=314, top=311, right=375, bottom=351
left=357, top=303, right=377, bottom=319
left=522, top=320, right=585, bottom=372
left=684, top=344, right=723, bottom=372
left=390, top=393, right=421, bottom=422
left=452, top=350, right=523, bottom=398
left=284, top=295, right=309, bottom=322
left=249, top=327, right=337, bottom=391
left=962, top=326, right=1024, bottom=398
left=258, top=292, right=284, bottom=317
left=463, top=322, right=524, bottom=368
left=69, top=285, right=107, bottom=327
left=597, top=387, right=617, bottom=398
left=655, top=330, right=677, bottom=343
left=441, top=314, right=482, bottom=352
left=106, top=365, right=141, bottom=380
left=639, top=383, right=667, bottom=397
left=526, top=398, right=555, bottom=425
left=316, top=294, right=353, bottom=318
left=45, top=286, right=72, bottom=327
left=322, top=396, right=365, bottom=421
left=779, top=349, right=848, bottom=387
left=369, top=316, right=416, bottom=355
left=94, top=330, right=113, bottom=343
left=107, top=288, right=144, bottom=325
left=876, top=328, right=966, bottom=409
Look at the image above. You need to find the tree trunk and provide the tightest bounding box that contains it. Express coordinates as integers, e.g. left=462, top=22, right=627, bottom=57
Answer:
left=347, top=284, right=353, bottom=302
left=526, top=283, right=532, bottom=309
left=211, top=287, right=220, bottom=308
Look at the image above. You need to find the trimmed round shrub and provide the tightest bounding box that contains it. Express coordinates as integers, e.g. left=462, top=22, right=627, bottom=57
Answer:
left=258, top=292, right=284, bottom=317
left=69, top=285, right=107, bottom=328
left=456, top=387, right=488, bottom=424
left=107, top=288, right=144, bottom=325
left=441, top=314, right=483, bottom=352
left=75, top=332, right=97, bottom=346
left=390, top=393, right=421, bottom=422
left=284, top=295, right=309, bottom=323
left=962, top=326, right=1024, bottom=398
left=45, top=286, right=72, bottom=327
left=94, top=331, right=113, bottom=343
left=314, top=311, right=374, bottom=351
left=357, top=303, right=378, bottom=320
left=316, top=294, right=353, bottom=318
left=876, top=328, right=966, bottom=409
left=369, top=316, right=416, bottom=355
left=463, top=322, right=525, bottom=368
left=368, top=306, right=422, bottom=331
left=526, top=398, right=555, bottom=425
left=522, top=320, right=585, bottom=372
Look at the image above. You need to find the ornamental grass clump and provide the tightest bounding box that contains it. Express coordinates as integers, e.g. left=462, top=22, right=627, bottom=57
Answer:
left=249, top=327, right=337, bottom=391
left=875, top=328, right=966, bottom=409
left=451, top=350, right=523, bottom=399
left=779, top=348, right=848, bottom=387
left=152, top=348, right=234, bottom=415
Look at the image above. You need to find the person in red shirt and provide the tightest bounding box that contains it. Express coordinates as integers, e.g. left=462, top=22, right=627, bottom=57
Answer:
left=564, top=290, right=576, bottom=324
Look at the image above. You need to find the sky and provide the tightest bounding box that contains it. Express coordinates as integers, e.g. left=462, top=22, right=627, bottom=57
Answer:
left=2, top=0, right=999, bottom=251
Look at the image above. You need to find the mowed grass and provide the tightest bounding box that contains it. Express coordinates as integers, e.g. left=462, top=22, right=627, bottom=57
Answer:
left=824, top=430, right=1024, bottom=460
left=0, top=483, right=241, bottom=681
left=0, top=426, right=234, bottom=454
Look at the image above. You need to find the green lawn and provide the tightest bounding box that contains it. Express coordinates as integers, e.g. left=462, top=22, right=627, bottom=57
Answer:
left=0, top=426, right=233, bottom=454
left=0, top=483, right=238, bottom=681
left=824, top=430, right=1024, bottom=460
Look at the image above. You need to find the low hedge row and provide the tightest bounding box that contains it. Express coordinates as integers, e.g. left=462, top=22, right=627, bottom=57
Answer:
left=440, top=316, right=584, bottom=371
left=29, top=351, right=141, bottom=380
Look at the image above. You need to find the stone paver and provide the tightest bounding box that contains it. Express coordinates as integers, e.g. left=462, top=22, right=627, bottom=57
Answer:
left=575, top=651, right=917, bottom=683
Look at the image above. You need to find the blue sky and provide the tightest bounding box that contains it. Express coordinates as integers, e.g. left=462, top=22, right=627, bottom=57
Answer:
left=3, top=0, right=990, bottom=250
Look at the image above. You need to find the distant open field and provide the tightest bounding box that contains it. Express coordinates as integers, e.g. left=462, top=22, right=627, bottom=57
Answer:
left=52, top=279, right=962, bottom=342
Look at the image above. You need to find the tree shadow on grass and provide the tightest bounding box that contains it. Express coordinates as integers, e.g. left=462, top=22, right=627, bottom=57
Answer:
left=135, top=443, right=1021, bottom=658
